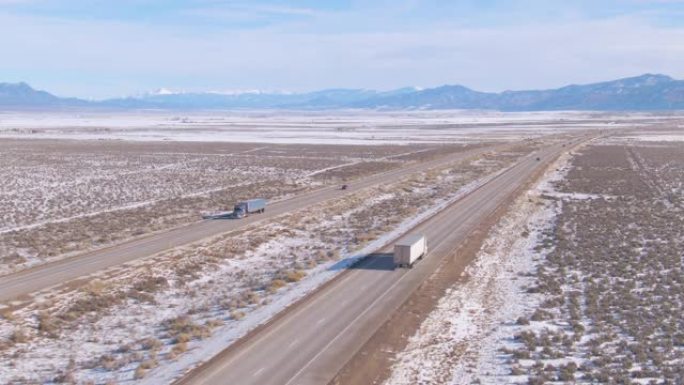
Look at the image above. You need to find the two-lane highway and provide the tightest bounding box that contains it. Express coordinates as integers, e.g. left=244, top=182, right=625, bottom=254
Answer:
left=176, top=135, right=592, bottom=385
left=0, top=144, right=503, bottom=302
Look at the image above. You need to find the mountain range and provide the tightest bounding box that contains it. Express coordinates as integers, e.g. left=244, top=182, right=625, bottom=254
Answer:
left=2, top=74, right=684, bottom=111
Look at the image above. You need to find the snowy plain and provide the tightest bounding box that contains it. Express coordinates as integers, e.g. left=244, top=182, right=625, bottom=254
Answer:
left=0, top=110, right=668, bottom=144
left=2, top=110, right=681, bottom=384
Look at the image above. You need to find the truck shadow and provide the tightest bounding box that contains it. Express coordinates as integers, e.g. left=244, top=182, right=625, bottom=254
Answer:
left=329, top=253, right=396, bottom=271
left=202, top=213, right=237, bottom=220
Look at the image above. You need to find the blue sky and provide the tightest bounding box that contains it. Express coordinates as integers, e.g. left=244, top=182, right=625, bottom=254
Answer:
left=1, top=0, right=684, bottom=98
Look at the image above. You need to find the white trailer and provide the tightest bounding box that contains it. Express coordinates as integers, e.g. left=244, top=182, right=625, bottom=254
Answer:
left=233, top=198, right=267, bottom=219
left=394, top=234, right=427, bottom=268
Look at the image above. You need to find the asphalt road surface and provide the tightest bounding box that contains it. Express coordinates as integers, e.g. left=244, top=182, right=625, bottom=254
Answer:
left=176, top=135, right=591, bottom=385
left=0, top=144, right=501, bottom=302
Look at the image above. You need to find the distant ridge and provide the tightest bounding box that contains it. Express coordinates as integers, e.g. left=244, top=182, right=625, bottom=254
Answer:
left=2, top=74, right=684, bottom=111
left=0, top=82, right=86, bottom=107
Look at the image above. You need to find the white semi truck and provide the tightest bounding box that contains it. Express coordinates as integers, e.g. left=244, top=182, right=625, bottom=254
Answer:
left=201, top=198, right=267, bottom=220
left=394, top=234, right=427, bottom=268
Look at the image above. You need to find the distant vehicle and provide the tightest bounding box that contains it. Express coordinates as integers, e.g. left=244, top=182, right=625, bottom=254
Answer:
left=341, top=184, right=348, bottom=190
left=536, top=157, right=541, bottom=161
left=233, top=198, right=267, bottom=219
left=394, top=234, right=427, bottom=268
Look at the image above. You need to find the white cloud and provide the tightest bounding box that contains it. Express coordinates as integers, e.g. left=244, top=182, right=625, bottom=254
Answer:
left=181, top=3, right=317, bottom=23
left=0, top=11, right=683, bottom=98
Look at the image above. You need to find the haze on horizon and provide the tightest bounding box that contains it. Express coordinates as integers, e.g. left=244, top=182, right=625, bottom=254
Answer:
left=2, top=0, right=684, bottom=99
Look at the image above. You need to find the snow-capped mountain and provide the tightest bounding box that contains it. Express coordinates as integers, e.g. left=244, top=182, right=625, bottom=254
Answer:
left=1, top=74, right=683, bottom=111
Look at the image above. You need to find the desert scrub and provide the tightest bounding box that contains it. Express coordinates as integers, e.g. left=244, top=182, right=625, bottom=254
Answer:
left=3, top=139, right=438, bottom=275
left=505, top=142, right=684, bottom=383
left=0, top=141, right=535, bottom=384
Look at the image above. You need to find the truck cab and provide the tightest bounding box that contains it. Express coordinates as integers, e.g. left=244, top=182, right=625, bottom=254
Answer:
left=233, top=206, right=246, bottom=218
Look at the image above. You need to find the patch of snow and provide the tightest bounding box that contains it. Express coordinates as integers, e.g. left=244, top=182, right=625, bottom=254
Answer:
left=616, top=134, right=684, bottom=142
left=140, top=164, right=513, bottom=384
left=0, top=110, right=663, bottom=145
left=383, top=152, right=574, bottom=385
left=0, top=148, right=528, bottom=384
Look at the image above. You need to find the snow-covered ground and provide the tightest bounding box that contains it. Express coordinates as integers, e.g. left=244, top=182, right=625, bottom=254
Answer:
left=385, top=135, right=684, bottom=384
left=614, top=134, right=684, bottom=142
left=139, top=165, right=511, bottom=385
left=0, top=110, right=666, bottom=144
left=383, top=151, right=574, bottom=385
left=0, top=145, right=536, bottom=384
left=1, top=139, right=432, bottom=276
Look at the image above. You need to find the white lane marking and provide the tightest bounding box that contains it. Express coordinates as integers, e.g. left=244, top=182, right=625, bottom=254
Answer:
left=288, top=338, right=300, bottom=348
left=253, top=367, right=265, bottom=377
left=283, top=264, right=414, bottom=385
left=202, top=249, right=390, bottom=378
